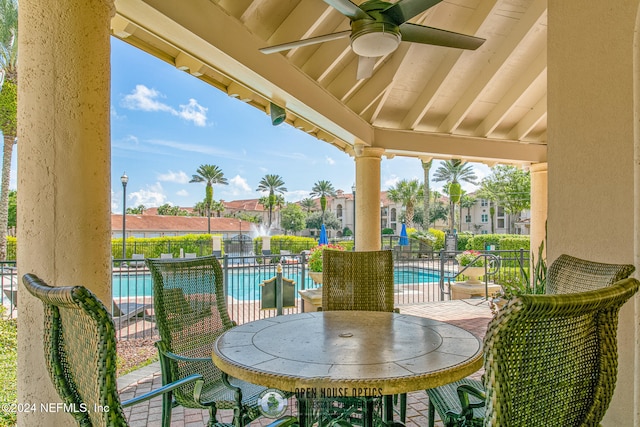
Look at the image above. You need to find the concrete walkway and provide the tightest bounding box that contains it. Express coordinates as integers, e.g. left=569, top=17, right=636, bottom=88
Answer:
left=117, top=299, right=493, bottom=426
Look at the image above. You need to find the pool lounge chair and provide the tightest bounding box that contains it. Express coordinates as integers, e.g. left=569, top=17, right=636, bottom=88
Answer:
left=130, top=253, right=146, bottom=268
left=160, top=253, right=173, bottom=259
left=112, top=300, right=149, bottom=326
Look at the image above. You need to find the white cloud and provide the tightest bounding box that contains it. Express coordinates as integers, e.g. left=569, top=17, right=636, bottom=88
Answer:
left=121, top=85, right=208, bottom=127
left=383, top=175, right=401, bottom=189
left=325, top=156, right=336, bottom=165
left=177, top=99, right=207, bottom=127
left=128, top=182, right=167, bottom=208
left=157, top=170, right=190, bottom=184
left=228, top=175, right=252, bottom=195
left=176, top=189, right=189, bottom=197
left=285, top=190, right=310, bottom=202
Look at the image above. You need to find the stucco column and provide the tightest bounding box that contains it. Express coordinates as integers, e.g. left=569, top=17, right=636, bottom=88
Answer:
left=529, top=163, right=547, bottom=258
left=17, top=0, right=114, bottom=425
left=548, top=1, right=639, bottom=424
left=354, top=147, right=384, bottom=251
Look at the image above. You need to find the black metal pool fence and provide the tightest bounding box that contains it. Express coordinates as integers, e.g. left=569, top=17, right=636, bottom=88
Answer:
left=0, top=248, right=529, bottom=340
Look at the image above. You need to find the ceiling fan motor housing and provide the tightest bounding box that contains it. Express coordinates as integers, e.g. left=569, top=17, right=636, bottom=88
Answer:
left=350, top=14, right=401, bottom=57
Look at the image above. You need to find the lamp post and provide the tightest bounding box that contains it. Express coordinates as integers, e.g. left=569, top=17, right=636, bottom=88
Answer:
left=351, top=183, right=356, bottom=250
left=121, top=172, right=128, bottom=260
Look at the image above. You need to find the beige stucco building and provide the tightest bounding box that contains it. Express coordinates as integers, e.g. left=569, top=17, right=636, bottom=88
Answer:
left=14, top=1, right=640, bottom=425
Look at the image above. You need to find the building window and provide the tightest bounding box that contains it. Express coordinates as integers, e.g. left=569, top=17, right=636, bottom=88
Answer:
left=498, top=218, right=505, bottom=229
left=465, top=215, right=471, bottom=223
left=481, top=230, right=488, bottom=234
left=497, top=206, right=505, bottom=217
left=481, top=199, right=488, bottom=207
left=390, top=208, right=397, bottom=222
left=481, top=214, right=488, bottom=223
left=336, top=204, right=343, bottom=218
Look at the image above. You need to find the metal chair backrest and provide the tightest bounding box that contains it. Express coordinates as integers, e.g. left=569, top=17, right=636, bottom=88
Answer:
left=322, top=250, right=394, bottom=312
left=483, top=278, right=639, bottom=426
left=22, top=273, right=128, bottom=426
left=145, top=255, right=232, bottom=407
left=546, top=254, right=635, bottom=294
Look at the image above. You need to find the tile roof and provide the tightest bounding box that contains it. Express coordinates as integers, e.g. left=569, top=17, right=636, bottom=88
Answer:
left=112, top=214, right=242, bottom=232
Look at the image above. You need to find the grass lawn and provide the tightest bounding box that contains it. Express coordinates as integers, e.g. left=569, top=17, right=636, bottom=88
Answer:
left=0, top=308, right=17, bottom=427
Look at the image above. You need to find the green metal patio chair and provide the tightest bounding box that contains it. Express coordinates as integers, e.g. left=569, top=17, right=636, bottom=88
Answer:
left=322, top=250, right=404, bottom=424
left=146, top=255, right=268, bottom=427
left=322, top=249, right=395, bottom=312
left=426, top=277, right=639, bottom=427
left=21, top=273, right=206, bottom=427
left=546, top=253, right=635, bottom=294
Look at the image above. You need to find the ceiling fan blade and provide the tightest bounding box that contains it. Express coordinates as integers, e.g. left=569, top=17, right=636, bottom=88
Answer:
left=260, top=30, right=351, bottom=54
left=324, top=0, right=372, bottom=21
left=400, top=23, right=485, bottom=50
left=383, top=0, right=444, bottom=25
left=356, top=56, right=376, bottom=80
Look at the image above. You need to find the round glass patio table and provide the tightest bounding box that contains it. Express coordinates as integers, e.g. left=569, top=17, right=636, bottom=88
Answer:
left=212, top=311, right=482, bottom=397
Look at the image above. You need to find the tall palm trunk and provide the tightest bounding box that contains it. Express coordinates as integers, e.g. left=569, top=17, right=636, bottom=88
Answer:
left=0, top=134, right=15, bottom=259
left=421, top=159, right=432, bottom=230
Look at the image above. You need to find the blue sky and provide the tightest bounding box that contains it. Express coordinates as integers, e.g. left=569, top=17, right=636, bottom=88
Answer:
left=109, top=38, right=489, bottom=213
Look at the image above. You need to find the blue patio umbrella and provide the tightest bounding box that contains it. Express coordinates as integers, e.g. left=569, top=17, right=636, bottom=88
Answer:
left=319, top=223, right=329, bottom=245
left=399, top=223, right=409, bottom=246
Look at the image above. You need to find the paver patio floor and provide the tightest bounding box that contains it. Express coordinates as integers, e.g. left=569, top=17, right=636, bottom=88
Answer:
left=117, top=299, right=493, bottom=426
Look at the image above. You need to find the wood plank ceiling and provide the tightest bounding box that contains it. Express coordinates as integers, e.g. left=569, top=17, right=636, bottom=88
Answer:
left=112, top=0, right=547, bottom=165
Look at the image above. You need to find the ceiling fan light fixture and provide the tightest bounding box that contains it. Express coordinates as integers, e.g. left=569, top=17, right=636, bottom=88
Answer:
left=351, top=31, right=400, bottom=57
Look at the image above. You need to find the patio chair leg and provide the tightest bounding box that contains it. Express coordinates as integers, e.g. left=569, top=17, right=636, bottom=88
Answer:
left=427, top=401, right=435, bottom=427
left=161, top=391, right=172, bottom=427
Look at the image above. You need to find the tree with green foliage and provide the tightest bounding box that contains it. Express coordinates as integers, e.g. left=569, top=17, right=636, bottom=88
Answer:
left=210, top=200, right=225, bottom=217
left=387, top=179, right=423, bottom=228
left=305, top=210, right=341, bottom=231
left=459, top=194, right=476, bottom=232
left=7, top=188, right=15, bottom=228
left=0, top=0, right=18, bottom=260
left=280, top=203, right=306, bottom=235
left=479, top=165, right=531, bottom=233
left=421, top=158, right=433, bottom=229
left=299, top=197, right=316, bottom=213
left=433, top=159, right=477, bottom=232
left=190, top=164, right=228, bottom=234
left=310, top=180, right=336, bottom=223
left=126, top=205, right=145, bottom=214
left=257, top=174, right=287, bottom=228
left=157, top=203, right=189, bottom=216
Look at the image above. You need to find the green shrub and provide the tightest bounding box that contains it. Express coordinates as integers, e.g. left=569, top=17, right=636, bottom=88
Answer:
left=112, top=234, right=218, bottom=259
left=428, top=228, right=445, bottom=251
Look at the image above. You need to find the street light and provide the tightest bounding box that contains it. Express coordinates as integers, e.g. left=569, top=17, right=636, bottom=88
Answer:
left=121, top=172, right=128, bottom=260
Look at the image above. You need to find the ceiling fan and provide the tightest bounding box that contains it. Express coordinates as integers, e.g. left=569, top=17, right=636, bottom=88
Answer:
left=260, top=0, right=486, bottom=79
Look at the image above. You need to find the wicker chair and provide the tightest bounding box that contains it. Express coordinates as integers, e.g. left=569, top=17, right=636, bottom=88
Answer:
left=21, top=273, right=206, bottom=427
left=427, top=277, right=639, bottom=427
left=146, top=255, right=267, bottom=427
left=322, top=250, right=404, bottom=424
left=427, top=254, right=636, bottom=426
left=322, top=249, right=395, bottom=312
left=546, top=254, right=635, bottom=294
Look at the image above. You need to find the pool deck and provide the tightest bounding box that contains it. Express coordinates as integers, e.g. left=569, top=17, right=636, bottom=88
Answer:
left=117, top=299, right=493, bottom=426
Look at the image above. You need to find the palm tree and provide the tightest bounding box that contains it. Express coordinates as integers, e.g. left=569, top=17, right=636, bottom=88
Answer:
left=256, top=174, right=287, bottom=227
left=310, top=180, right=336, bottom=223
left=300, top=198, right=316, bottom=213
left=459, top=194, right=476, bottom=232
left=0, top=0, right=18, bottom=260
left=210, top=200, right=225, bottom=217
left=189, top=164, right=228, bottom=234
left=387, top=179, right=423, bottom=228
left=421, top=158, right=433, bottom=230
left=433, top=160, right=477, bottom=232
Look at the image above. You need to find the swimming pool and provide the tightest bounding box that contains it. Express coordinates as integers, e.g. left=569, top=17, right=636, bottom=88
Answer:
left=112, top=267, right=446, bottom=300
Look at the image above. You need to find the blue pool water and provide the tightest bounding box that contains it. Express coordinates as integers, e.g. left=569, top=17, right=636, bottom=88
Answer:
left=112, top=267, right=445, bottom=300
